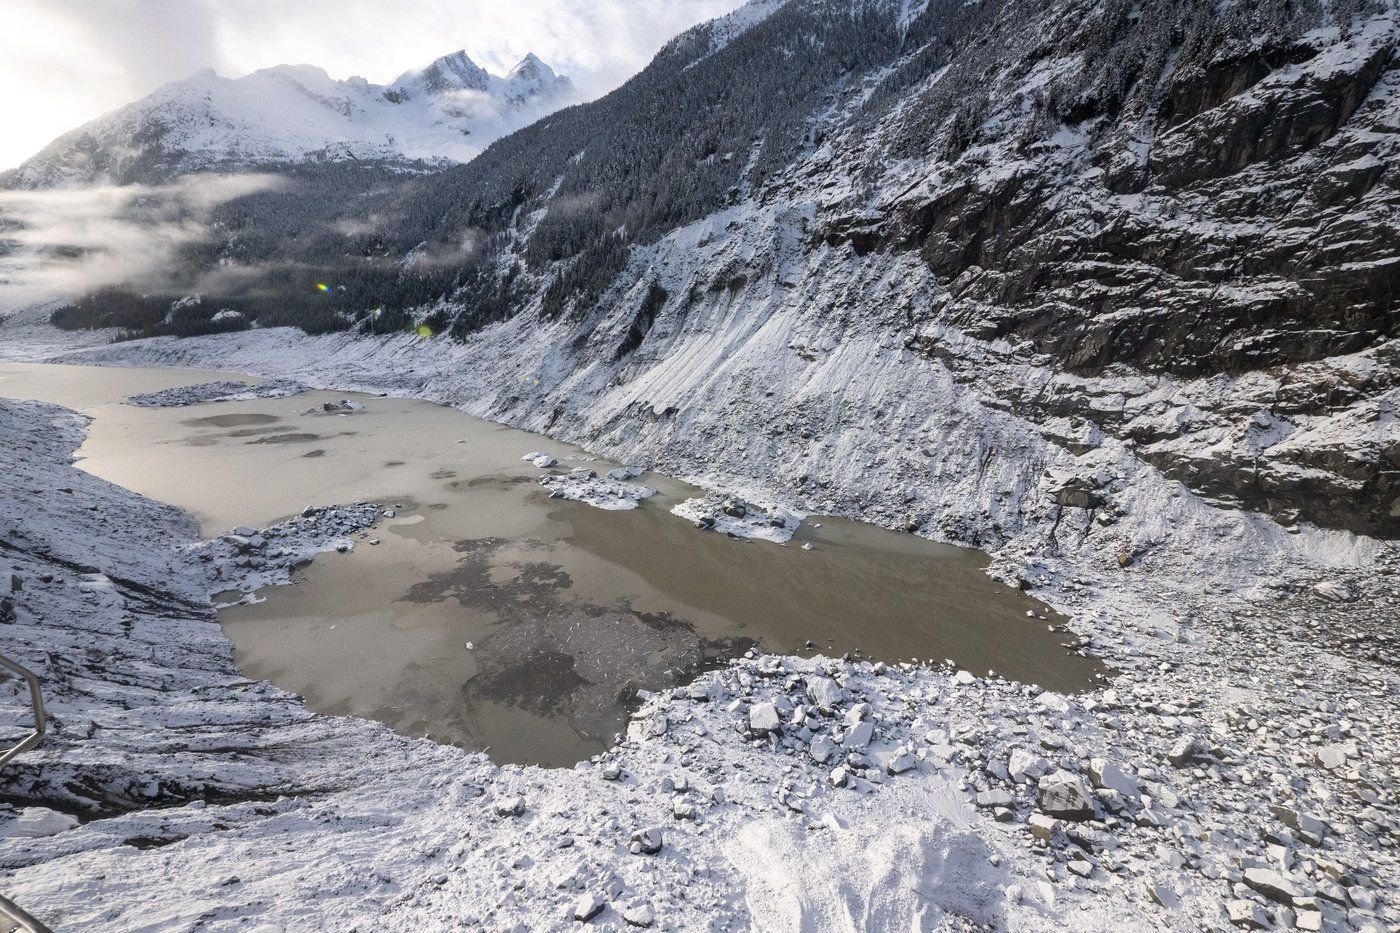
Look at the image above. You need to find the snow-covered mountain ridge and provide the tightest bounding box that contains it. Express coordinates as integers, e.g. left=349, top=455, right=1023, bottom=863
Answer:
left=3, top=50, right=575, bottom=187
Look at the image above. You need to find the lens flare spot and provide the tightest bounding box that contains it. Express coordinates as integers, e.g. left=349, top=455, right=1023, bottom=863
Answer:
left=315, top=282, right=330, bottom=293
left=416, top=324, right=433, bottom=338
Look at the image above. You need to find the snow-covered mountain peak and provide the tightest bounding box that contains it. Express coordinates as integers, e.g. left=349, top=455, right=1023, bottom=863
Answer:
left=390, top=50, right=493, bottom=99
left=7, top=49, right=576, bottom=188
left=505, top=52, right=572, bottom=103
left=508, top=52, right=553, bottom=80
left=258, top=63, right=335, bottom=84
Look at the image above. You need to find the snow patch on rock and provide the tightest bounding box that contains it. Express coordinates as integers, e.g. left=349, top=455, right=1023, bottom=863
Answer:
left=538, top=468, right=657, bottom=511
left=672, top=494, right=802, bottom=543
left=127, top=378, right=306, bottom=408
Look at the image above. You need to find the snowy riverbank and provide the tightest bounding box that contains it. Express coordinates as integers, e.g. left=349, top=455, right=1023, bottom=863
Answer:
left=0, top=323, right=1397, bottom=929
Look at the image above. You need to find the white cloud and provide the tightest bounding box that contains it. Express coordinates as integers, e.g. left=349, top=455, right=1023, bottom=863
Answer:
left=0, top=0, right=747, bottom=172
left=0, top=173, right=287, bottom=309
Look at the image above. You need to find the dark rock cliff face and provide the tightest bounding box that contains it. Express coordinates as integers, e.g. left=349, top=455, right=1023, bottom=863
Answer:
left=959, top=65, right=1389, bottom=379
left=795, top=0, right=1400, bottom=537
left=857, top=4, right=1399, bottom=536
left=879, top=11, right=1398, bottom=382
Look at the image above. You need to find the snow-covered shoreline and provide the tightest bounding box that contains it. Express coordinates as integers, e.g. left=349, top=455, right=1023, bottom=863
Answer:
left=1, top=325, right=1396, bottom=928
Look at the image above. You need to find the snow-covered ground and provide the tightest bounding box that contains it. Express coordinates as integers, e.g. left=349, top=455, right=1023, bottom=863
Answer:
left=0, top=314, right=1397, bottom=929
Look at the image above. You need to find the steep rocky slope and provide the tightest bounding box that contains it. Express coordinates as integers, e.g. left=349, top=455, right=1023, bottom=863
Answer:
left=446, top=0, right=1400, bottom=540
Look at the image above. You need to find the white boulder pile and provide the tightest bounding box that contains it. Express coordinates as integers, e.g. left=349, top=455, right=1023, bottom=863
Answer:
left=671, top=494, right=802, bottom=543
left=537, top=467, right=657, bottom=511
left=125, top=378, right=306, bottom=408
left=589, top=640, right=1398, bottom=931
left=187, top=502, right=383, bottom=593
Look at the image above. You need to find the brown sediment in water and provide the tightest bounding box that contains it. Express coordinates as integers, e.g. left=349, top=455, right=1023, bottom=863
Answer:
left=403, top=536, right=756, bottom=748
left=449, top=474, right=535, bottom=492
left=183, top=413, right=281, bottom=428
left=0, top=361, right=1106, bottom=769
left=226, top=426, right=294, bottom=438
left=247, top=432, right=322, bottom=445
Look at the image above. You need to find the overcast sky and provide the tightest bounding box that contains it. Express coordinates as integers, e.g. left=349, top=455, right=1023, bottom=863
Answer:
left=0, top=0, right=747, bottom=171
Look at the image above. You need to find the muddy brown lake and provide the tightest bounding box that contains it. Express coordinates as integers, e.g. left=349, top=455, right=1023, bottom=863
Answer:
left=0, top=362, right=1103, bottom=766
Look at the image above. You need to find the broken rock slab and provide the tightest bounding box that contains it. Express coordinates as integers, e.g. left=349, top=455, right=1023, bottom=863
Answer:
left=3, top=808, right=80, bottom=838
left=1147, top=880, right=1180, bottom=910
left=1314, top=745, right=1347, bottom=770
left=620, top=900, right=655, bottom=927
left=1168, top=736, right=1205, bottom=767
left=1313, top=580, right=1358, bottom=602
left=1008, top=749, right=1049, bottom=783
left=1038, top=771, right=1095, bottom=820
left=494, top=796, right=526, bottom=817
left=1270, top=806, right=1328, bottom=846
left=748, top=702, right=781, bottom=736
left=977, top=789, right=1014, bottom=809
left=1226, top=899, right=1269, bottom=929
left=630, top=828, right=663, bottom=855
left=805, top=676, right=844, bottom=711
left=671, top=494, right=802, bottom=543
left=574, top=892, right=605, bottom=922
left=1028, top=813, right=1061, bottom=842
left=1087, top=758, right=1139, bottom=799
left=843, top=720, right=874, bottom=749
left=1242, top=868, right=1299, bottom=905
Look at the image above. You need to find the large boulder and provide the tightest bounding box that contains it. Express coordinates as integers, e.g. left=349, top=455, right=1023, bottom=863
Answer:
left=1242, top=868, right=1299, bottom=905
left=1087, top=758, right=1140, bottom=799
left=748, top=702, right=781, bottom=736
left=1037, top=771, right=1096, bottom=820
left=1167, top=736, right=1205, bottom=767
left=805, top=676, right=845, bottom=711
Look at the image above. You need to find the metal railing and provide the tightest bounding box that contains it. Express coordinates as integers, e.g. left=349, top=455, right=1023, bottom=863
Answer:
left=0, top=893, right=52, bottom=933
left=0, top=653, right=54, bottom=933
left=0, top=653, right=46, bottom=769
